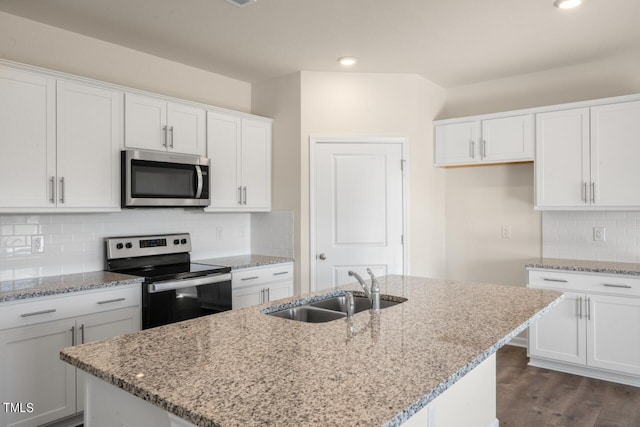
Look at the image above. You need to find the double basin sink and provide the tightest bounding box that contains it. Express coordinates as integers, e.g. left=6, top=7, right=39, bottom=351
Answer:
left=267, top=294, right=407, bottom=323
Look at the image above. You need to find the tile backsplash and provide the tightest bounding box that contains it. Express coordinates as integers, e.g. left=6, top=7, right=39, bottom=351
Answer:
left=250, top=211, right=294, bottom=258
left=0, top=210, right=251, bottom=281
left=543, top=211, right=640, bottom=263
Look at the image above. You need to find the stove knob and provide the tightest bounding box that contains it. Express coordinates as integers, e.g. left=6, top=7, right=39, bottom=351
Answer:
left=116, top=243, right=124, bottom=250
left=181, top=239, right=187, bottom=244
left=125, top=242, right=133, bottom=249
left=173, top=239, right=180, bottom=245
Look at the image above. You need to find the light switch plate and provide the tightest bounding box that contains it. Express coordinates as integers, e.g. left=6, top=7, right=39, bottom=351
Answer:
left=593, top=227, right=605, bottom=241
left=501, top=225, right=512, bottom=239
left=31, top=235, right=44, bottom=253
left=216, top=227, right=224, bottom=240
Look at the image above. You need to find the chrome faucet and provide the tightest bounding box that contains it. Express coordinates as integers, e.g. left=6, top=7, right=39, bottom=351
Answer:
left=348, top=269, right=381, bottom=313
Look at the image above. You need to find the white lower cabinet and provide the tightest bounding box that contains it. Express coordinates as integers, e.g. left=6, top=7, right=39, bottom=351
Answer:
left=231, top=263, right=294, bottom=309
left=0, top=285, right=141, bottom=427
left=528, top=269, right=640, bottom=386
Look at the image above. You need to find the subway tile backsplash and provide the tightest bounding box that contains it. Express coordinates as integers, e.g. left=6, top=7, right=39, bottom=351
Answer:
left=542, top=211, right=640, bottom=263
left=251, top=211, right=294, bottom=258
left=0, top=210, right=252, bottom=281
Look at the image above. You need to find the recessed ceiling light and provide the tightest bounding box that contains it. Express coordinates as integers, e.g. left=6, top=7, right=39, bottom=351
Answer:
left=338, top=56, right=359, bottom=66
left=554, top=0, right=582, bottom=9
left=225, top=0, right=257, bottom=8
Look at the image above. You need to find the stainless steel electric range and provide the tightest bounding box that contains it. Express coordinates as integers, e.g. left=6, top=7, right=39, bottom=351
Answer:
left=104, top=233, right=231, bottom=329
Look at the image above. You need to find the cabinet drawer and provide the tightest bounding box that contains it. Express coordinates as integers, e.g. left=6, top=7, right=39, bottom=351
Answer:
left=232, top=263, right=293, bottom=288
left=528, top=269, right=640, bottom=297
left=0, top=285, right=141, bottom=331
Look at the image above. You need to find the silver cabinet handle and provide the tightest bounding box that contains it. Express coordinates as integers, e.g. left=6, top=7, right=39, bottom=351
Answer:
left=482, top=139, right=487, bottom=159
left=20, top=308, right=56, bottom=318
left=578, top=297, right=583, bottom=319
left=603, top=283, right=632, bottom=289
left=238, top=186, right=242, bottom=205
left=266, top=287, right=270, bottom=302
left=242, top=276, right=259, bottom=281
left=243, top=186, right=247, bottom=205
left=169, top=126, right=174, bottom=148
left=273, top=271, right=289, bottom=276
left=260, top=288, right=265, bottom=304
left=543, top=278, right=568, bottom=283
left=71, top=325, right=75, bottom=346
left=587, top=297, right=591, bottom=320
left=97, top=297, right=126, bottom=305
left=59, top=177, right=65, bottom=204
left=80, top=324, right=85, bottom=344
left=49, top=177, right=55, bottom=204
left=591, top=182, right=595, bottom=204
left=163, top=125, right=168, bottom=147
left=583, top=182, right=587, bottom=203
left=469, top=140, right=474, bottom=158
left=319, top=253, right=327, bottom=260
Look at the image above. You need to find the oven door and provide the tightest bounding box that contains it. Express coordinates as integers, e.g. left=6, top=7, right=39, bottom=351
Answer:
left=142, top=273, right=231, bottom=329
left=123, top=150, right=210, bottom=207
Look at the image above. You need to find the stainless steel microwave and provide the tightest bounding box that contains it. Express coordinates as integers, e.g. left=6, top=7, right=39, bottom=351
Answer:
left=122, top=150, right=210, bottom=208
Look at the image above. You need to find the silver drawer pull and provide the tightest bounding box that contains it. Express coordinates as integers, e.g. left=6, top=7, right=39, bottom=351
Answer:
left=21, top=309, right=56, bottom=318
left=273, top=271, right=289, bottom=276
left=97, top=297, right=126, bottom=305
left=241, top=276, right=259, bottom=281
left=603, top=283, right=632, bottom=289
left=543, top=278, right=568, bottom=283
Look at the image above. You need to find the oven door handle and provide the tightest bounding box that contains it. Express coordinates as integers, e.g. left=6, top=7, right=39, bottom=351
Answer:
left=147, top=273, right=231, bottom=293
left=195, top=165, right=203, bottom=199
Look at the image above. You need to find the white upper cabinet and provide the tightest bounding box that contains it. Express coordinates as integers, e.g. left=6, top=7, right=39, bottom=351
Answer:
left=536, top=100, right=640, bottom=209
left=434, top=114, right=533, bottom=166
left=206, top=111, right=271, bottom=212
left=0, top=67, right=121, bottom=212
left=125, top=93, right=205, bottom=156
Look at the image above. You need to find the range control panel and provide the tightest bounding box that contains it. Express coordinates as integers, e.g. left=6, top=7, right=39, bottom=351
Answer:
left=105, top=233, right=191, bottom=260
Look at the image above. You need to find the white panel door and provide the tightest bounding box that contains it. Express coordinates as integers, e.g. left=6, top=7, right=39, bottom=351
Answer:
left=314, top=142, right=404, bottom=291
left=56, top=81, right=122, bottom=209
left=528, top=291, right=586, bottom=365
left=535, top=108, right=590, bottom=208
left=590, top=100, right=640, bottom=207
left=481, top=114, right=533, bottom=162
left=0, top=67, right=56, bottom=208
left=76, top=307, right=141, bottom=412
left=167, top=102, right=206, bottom=156
left=241, top=119, right=271, bottom=209
left=0, top=319, right=76, bottom=427
left=434, top=121, right=480, bottom=165
left=586, top=294, right=640, bottom=376
left=124, top=93, right=167, bottom=152
left=207, top=112, right=242, bottom=208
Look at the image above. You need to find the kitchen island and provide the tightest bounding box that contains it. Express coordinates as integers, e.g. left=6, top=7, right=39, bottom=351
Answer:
left=60, top=275, right=562, bottom=427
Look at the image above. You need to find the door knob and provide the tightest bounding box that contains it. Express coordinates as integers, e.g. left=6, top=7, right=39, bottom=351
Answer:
left=318, top=253, right=327, bottom=260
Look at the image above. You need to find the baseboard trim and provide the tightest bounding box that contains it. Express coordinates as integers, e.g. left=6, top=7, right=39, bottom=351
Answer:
left=529, top=357, right=640, bottom=387
left=506, top=336, right=527, bottom=348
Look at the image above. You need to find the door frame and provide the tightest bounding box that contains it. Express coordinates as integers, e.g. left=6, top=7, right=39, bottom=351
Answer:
left=309, top=136, right=409, bottom=292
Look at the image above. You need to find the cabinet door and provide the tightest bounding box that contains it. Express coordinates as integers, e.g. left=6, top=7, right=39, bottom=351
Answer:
left=232, top=284, right=264, bottom=309
left=206, top=111, right=242, bottom=208
left=167, top=102, right=206, bottom=156
left=586, top=294, right=640, bottom=376
left=124, top=93, right=167, bottom=152
left=241, top=118, right=271, bottom=210
left=434, top=121, right=480, bottom=166
left=75, top=307, right=141, bottom=412
left=528, top=291, right=586, bottom=365
left=0, top=67, right=56, bottom=209
left=56, top=81, right=122, bottom=209
left=481, top=114, right=533, bottom=162
left=265, top=280, right=294, bottom=303
left=590, top=100, right=640, bottom=207
left=0, top=319, right=76, bottom=427
left=535, top=108, right=590, bottom=208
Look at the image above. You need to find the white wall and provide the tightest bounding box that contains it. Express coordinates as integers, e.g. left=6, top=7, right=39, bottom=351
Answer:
left=0, top=11, right=251, bottom=111
left=443, top=50, right=640, bottom=286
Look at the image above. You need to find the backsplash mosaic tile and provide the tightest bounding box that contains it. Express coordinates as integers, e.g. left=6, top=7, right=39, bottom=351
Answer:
left=543, top=211, right=640, bottom=263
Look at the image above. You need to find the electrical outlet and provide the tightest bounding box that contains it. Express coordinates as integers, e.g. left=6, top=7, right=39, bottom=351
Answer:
left=501, top=225, right=512, bottom=239
left=31, top=235, right=44, bottom=253
left=216, top=227, right=224, bottom=240
left=593, top=227, right=605, bottom=241
left=239, top=225, right=246, bottom=239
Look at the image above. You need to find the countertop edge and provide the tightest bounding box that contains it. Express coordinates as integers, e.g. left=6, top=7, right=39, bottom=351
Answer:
left=526, top=263, right=640, bottom=277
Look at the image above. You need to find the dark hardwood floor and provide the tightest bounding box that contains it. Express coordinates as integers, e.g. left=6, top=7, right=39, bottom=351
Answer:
left=497, top=346, right=640, bottom=427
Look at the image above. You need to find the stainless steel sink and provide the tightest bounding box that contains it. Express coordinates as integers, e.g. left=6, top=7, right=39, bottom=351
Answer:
left=267, top=306, right=346, bottom=323
left=310, top=295, right=406, bottom=314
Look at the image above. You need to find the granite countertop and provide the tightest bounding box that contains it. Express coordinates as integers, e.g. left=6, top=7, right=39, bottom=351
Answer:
left=194, top=254, right=294, bottom=270
left=0, top=272, right=143, bottom=303
left=60, top=275, right=561, bottom=427
left=526, top=257, right=640, bottom=276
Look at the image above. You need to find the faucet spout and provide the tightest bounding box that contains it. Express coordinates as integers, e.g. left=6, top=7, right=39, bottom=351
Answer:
left=348, top=269, right=380, bottom=313
left=348, top=271, right=371, bottom=300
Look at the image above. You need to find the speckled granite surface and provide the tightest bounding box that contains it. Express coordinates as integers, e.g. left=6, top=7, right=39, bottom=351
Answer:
left=0, top=272, right=143, bottom=303
left=61, top=275, right=561, bottom=427
left=194, top=254, right=293, bottom=270
left=527, top=257, right=640, bottom=276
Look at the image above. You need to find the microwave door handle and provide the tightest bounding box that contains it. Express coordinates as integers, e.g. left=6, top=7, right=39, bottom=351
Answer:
left=195, top=165, right=203, bottom=198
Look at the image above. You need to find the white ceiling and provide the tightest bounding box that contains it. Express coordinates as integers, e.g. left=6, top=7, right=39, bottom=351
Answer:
left=0, top=0, right=638, bottom=87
